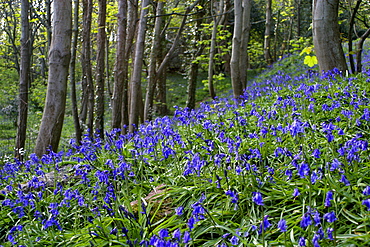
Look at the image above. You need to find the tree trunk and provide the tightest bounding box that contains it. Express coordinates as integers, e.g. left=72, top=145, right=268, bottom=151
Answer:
left=112, top=0, right=127, bottom=130
left=264, top=0, right=273, bottom=66
left=207, top=0, right=223, bottom=100
left=16, top=0, right=31, bottom=160
left=34, top=0, right=72, bottom=156
left=95, top=0, right=107, bottom=138
left=186, top=9, right=205, bottom=110
left=231, top=0, right=243, bottom=98
left=121, top=0, right=138, bottom=132
left=144, top=1, right=164, bottom=121
left=355, top=27, right=370, bottom=73
left=69, top=0, right=82, bottom=145
left=129, top=0, right=149, bottom=132
left=312, top=0, right=348, bottom=73
left=348, top=0, right=362, bottom=74
left=296, top=0, right=301, bottom=37
left=240, top=0, right=252, bottom=89
left=80, top=0, right=93, bottom=127
left=231, top=0, right=251, bottom=98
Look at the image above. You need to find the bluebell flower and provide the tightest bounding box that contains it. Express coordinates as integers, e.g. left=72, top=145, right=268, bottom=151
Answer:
left=42, top=217, right=62, bottom=230
left=362, top=199, right=370, bottom=210
left=278, top=218, right=287, bottom=232
left=327, top=228, right=334, bottom=240
left=363, top=186, right=370, bottom=196
left=183, top=231, right=191, bottom=244
left=286, top=169, right=293, bottom=180
left=230, top=235, right=239, bottom=245
left=298, top=163, right=310, bottom=178
left=312, top=234, right=320, bottom=247
left=313, top=210, right=321, bottom=226
left=323, top=211, right=337, bottom=223
left=339, top=175, right=350, bottom=186
left=110, top=228, right=118, bottom=235
left=226, top=190, right=239, bottom=204
left=258, top=215, right=271, bottom=234
left=158, top=228, right=169, bottom=238
left=330, top=159, right=341, bottom=171
left=252, top=192, right=264, bottom=205
left=325, top=190, right=334, bottom=207
left=173, top=228, right=181, bottom=241
left=188, top=217, right=195, bottom=231
left=311, top=171, right=319, bottom=184
left=300, top=214, right=312, bottom=229
left=298, top=237, right=306, bottom=246
left=7, top=234, right=17, bottom=245
left=317, top=227, right=324, bottom=240
left=312, top=148, right=321, bottom=158
left=175, top=206, right=184, bottom=216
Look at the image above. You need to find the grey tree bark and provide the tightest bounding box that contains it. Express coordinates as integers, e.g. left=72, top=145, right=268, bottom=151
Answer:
left=355, top=27, right=370, bottom=73
left=80, top=0, right=94, bottom=134
left=95, top=0, right=107, bottom=138
left=240, top=0, right=252, bottom=89
left=230, top=0, right=251, bottom=98
left=186, top=8, right=205, bottom=110
left=112, top=0, right=127, bottom=130
left=312, top=0, right=348, bottom=73
left=69, top=0, right=82, bottom=145
left=129, top=0, right=150, bottom=132
left=348, top=0, right=362, bottom=74
left=34, top=0, right=72, bottom=156
left=16, top=0, right=31, bottom=160
left=144, top=1, right=164, bottom=121
left=207, top=0, right=224, bottom=100
left=264, top=0, right=273, bottom=66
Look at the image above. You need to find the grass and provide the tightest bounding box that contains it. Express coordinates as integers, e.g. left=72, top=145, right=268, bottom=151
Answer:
left=1, top=50, right=370, bottom=246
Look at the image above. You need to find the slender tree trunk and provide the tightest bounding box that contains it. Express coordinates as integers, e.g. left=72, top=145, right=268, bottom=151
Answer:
left=313, top=0, right=348, bottom=73
left=296, top=0, right=301, bottom=37
left=106, top=30, right=112, bottom=98
left=95, top=0, right=107, bottom=138
left=80, top=0, right=94, bottom=135
left=16, top=0, right=31, bottom=160
left=348, top=0, right=362, bottom=74
left=69, top=0, right=82, bottom=145
left=46, top=0, right=52, bottom=50
left=231, top=0, right=251, bottom=98
left=144, top=1, right=164, bottom=121
left=129, top=0, right=149, bottom=132
left=240, top=0, right=252, bottom=89
left=34, top=0, right=72, bottom=156
left=355, top=27, right=370, bottom=73
left=186, top=9, right=204, bottom=110
left=264, top=0, right=273, bottom=66
left=231, top=0, right=243, bottom=98
left=207, top=0, right=223, bottom=100
left=112, top=0, right=127, bottom=130
left=121, top=0, right=138, bottom=131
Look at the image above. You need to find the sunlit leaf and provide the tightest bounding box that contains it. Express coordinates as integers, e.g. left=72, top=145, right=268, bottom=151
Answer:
left=304, top=55, right=318, bottom=67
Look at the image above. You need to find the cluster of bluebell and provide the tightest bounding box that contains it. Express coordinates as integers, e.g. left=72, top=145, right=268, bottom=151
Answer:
left=1, top=63, right=370, bottom=246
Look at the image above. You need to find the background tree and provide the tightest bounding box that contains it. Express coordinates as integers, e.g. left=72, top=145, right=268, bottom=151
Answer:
left=129, top=0, right=150, bottom=132
left=15, top=0, right=31, bottom=160
left=230, top=0, right=251, bottom=98
left=313, top=0, right=347, bottom=72
left=112, top=0, right=127, bottom=131
left=80, top=0, right=94, bottom=134
left=34, top=0, right=72, bottom=156
left=95, top=0, right=107, bottom=138
left=264, top=0, right=273, bottom=65
left=69, top=0, right=82, bottom=145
